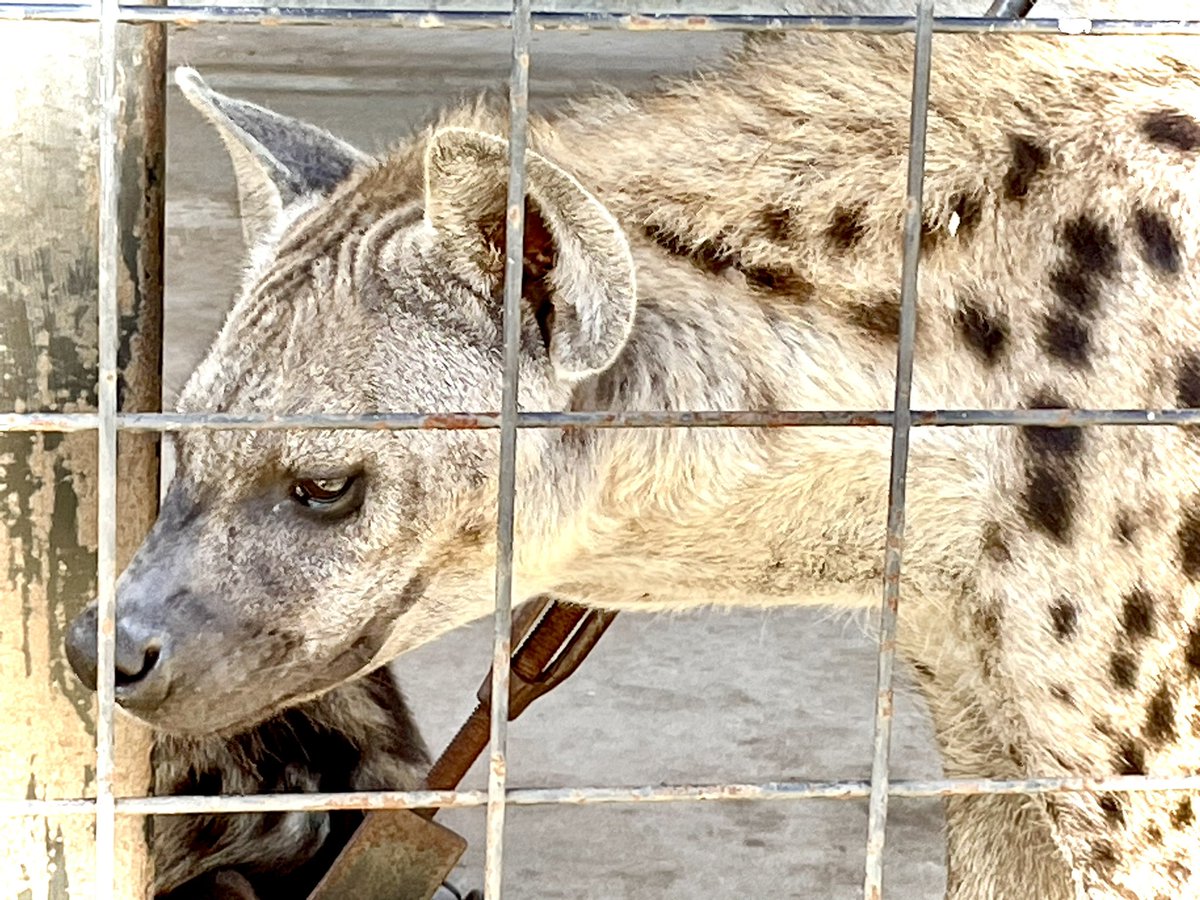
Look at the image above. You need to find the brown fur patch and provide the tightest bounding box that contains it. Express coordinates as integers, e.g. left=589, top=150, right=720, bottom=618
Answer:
left=1181, top=499, right=1200, bottom=580
left=846, top=291, right=902, bottom=340
left=1134, top=207, right=1183, bottom=274
left=1115, top=739, right=1146, bottom=776
left=1177, top=352, right=1200, bottom=409
left=1020, top=388, right=1084, bottom=541
left=954, top=294, right=1009, bottom=366
left=825, top=204, right=867, bottom=250
left=1111, top=650, right=1139, bottom=691
left=1121, top=587, right=1157, bottom=641
left=1145, top=680, right=1178, bottom=744
left=1099, top=793, right=1126, bottom=828
left=1003, top=135, right=1050, bottom=200
left=1042, top=312, right=1092, bottom=368
left=1172, top=797, right=1195, bottom=830
left=1049, top=598, right=1079, bottom=641
left=1142, top=109, right=1200, bottom=152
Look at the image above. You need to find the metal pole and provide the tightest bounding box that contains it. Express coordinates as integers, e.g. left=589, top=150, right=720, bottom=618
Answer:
left=862, top=2, right=934, bottom=897
left=0, top=11, right=163, bottom=900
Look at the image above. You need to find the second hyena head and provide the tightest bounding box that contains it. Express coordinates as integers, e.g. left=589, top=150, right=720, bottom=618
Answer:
left=63, top=69, right=637, bottom=733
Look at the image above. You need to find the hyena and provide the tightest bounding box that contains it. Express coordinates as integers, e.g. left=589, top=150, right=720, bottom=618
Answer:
left=63, top=26, right=1200, bottom=900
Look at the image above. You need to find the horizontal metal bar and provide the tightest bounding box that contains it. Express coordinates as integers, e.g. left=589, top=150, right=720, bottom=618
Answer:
left=1, top=408, right=1199, bottom=434
left=8, top=773, right=1200, bottom=819
left=0, top=4, right=1196, bottom=33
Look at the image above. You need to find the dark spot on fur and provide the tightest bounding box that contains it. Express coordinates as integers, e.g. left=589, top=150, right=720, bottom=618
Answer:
left=912, top=661, right=936, bottom=682
left=1020, top=390, right=1084, bottom=541
left=1186, top=625, right=1200, bottom=676
left=1023, top=389, right=1084, bottom=455
left=1049, top=599, right=1078, bottom=641
left=1178, top=353, right=1200, bottom=410
left=846, top=291, right=902, bottom=340
left=1051, top=684, right=1074, bottom=706
left=1099, top=794, right=1126, bottom=827
left=1148, top=823, right=1164, bottom=844
left=1172, top=797, right=1195, bottom=829
left=1062, top=216, right=1119, bottom=279
left=1043, top=312, right=1091, bottom=368
left=1181, top=499, right=1200, bottom=580
left=759, top=208, right=793, bottom=243
left=981, top=522, right=1012, bottom=562
left=954, top=295, right=1009, bottom=366
left=1170, top=861, right=1193, bottom=883
left=1091, top=840, right=1119, bottom=870
left=1146, top=681, right=1178, bottom=744
left=1049, top=267, right=1100, bottom=318
left=1116, top=510, right=1138, bottom=545
left=1121, top=588, right=1156, bottom=641
left=1116, top=739, right=1145, bottom=775
left=738, top=263, right=814, bottom=300
left=826, top=205, right=866, bottom=250
left=1142, top=109, right=1200, bottom=152
left=973, top=604, right=1003, bottom=644
left=1134, top=208, right=1182, bottom=274
left=644, top=224, right=731, bottom=277
left=1110, top=650, right=1139, bottom=690
left=1003, top=135, right=1050, bottom=200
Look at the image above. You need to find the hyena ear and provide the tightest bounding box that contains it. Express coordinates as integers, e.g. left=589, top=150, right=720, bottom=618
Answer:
left=423, top=127, right=636, bottom=382
left=174, top=66, right=368, bottom=250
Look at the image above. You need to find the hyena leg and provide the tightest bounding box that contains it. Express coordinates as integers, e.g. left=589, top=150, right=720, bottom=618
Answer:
left=906, top=647, right=1076, bottom=900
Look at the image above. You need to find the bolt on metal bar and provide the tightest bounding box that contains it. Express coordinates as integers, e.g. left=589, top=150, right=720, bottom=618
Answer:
left=863, top=3, right=933, bottom=897
left=2, top=407, right=1200, bottom=434
left=13, top=771, right=1200, bottom=820
left=94, top=0, right=122, bottom=890
left=484, top=0, right=533, bottom=893
left=0, top=4, right=1198, bottom=33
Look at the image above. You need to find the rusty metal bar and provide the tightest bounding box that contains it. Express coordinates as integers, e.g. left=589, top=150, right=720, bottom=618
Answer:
left=0, top=4, right=1198, bottom=33
left=863, top=2, right=933, bottom=896
left=483, top=0, right=533, bottom=892
left=2, top=407, right=1200, bottom=434
left=14, top=771, right=1200, bottom=820
left=94, top=0, right=122, bottom=890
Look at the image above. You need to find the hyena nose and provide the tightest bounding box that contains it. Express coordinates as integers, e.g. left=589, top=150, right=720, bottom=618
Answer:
left=64, top=604, right=173, bottom=710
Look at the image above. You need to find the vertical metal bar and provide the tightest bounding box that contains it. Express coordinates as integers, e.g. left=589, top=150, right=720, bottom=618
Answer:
left=94, top=0, right=121, bottom=892
left=484, top=0, right=532, bottom=896
left=862, top=2, right=934, bottom=898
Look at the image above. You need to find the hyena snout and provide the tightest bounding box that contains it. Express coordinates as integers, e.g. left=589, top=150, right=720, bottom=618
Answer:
left=65, top=601, right=175, bottom=712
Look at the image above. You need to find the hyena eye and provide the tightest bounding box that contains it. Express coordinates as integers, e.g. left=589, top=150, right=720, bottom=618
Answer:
left=288, top=475, right=363, bottom=518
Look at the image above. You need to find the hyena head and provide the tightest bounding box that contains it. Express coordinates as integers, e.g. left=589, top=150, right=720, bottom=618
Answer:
left=64, top=68, right=636, bottom=734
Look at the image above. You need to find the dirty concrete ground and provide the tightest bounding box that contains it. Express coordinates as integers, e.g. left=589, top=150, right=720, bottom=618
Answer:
left=161, top=22, right=965, bottom=899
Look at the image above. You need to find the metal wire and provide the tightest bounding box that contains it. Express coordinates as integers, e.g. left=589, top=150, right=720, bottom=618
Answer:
left=2, top=407, right=1199, bottom=434
left=862, top=3, right=932, bottom=895
left=94, top=0, right=121, bottom=890
left=483, top=0, right=533, bottom=893
left=11, top=770, right=1200, bottom=820
left=0, top=4, right=1198, bottom=33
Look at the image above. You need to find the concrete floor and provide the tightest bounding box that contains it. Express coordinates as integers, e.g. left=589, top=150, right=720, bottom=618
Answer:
left=159, top=15, right=1107, bottom=897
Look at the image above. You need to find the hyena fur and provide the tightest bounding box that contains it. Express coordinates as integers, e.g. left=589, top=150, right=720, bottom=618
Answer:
left=151, top=666, right=430, bottom=898
left=64, top=27, right=1200, bottom=900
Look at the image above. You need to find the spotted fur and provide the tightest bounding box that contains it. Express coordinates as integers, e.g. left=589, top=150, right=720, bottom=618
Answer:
left=70, top=30, right=1200, bottom=900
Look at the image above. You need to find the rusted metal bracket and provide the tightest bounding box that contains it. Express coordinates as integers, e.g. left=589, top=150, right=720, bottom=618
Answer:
left=307, top=599, right=617, bottom=899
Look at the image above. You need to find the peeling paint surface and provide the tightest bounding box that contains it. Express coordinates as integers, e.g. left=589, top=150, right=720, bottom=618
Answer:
left=0, top=21, right=163, bottom=900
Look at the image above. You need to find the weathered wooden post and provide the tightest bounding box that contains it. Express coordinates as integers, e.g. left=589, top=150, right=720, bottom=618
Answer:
left=0, top=17, right=164, bottom=900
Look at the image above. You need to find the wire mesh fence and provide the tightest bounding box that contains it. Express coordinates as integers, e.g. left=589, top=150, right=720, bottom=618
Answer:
left=1, top=0, right=1199, bottom=898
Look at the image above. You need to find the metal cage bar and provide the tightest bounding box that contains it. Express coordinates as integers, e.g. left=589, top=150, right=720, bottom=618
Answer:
left=94, top=0, right=122, bottom=892
left=863, top=2, right=933, bottom=894
left=1, top=4, right=1197, bottom=899
left=484, top=0, right=533, bottom=893
left=2, top=4, right=1200, bottom=33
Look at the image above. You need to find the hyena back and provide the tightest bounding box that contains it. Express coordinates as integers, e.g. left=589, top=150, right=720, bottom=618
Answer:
left=65, top=31, right=1200, bottom=900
